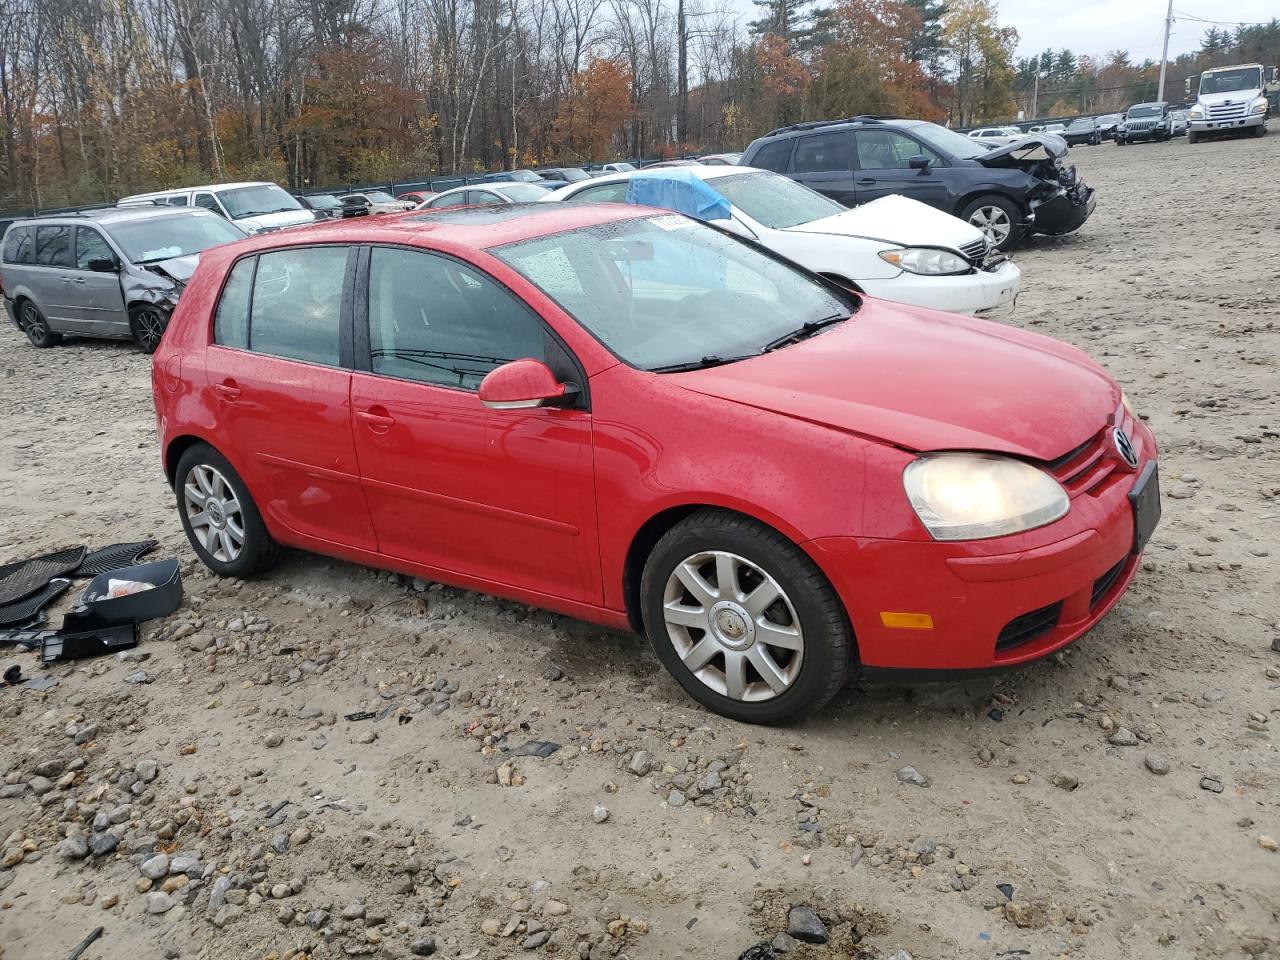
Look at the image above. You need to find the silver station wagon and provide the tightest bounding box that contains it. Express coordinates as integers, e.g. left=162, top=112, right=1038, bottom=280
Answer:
left=1, top=206, right=244, bottom=353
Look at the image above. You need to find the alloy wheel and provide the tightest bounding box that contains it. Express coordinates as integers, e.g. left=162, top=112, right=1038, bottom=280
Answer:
left=968, top=206, right=1012, bottom=246
left=182, top=464, right=246, bottom=562
left=661, top=550, right=804, bottom=702
left=21, top=303, right=46, bottom=341
left=134, top=308, right=166, bottom=351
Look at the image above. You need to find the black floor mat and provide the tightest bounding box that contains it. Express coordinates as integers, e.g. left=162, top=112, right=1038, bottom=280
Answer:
left=0, top=577, right=71, bottom=627
left=72, top=540, right=158, bottom=578
left=0, top=547, right=86, bottom=606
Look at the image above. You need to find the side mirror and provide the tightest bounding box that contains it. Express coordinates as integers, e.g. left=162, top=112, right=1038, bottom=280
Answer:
left=707, top=217, right=757, bottom=240
left=479, top=358, right=573, bottom=411
left=908, top=155, right=931, bottom=171
left=87, top=257, right=117, bottom=273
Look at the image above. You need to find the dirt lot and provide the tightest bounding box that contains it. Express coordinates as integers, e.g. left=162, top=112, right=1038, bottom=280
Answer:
left=2, top=132, right=1279, bottom=960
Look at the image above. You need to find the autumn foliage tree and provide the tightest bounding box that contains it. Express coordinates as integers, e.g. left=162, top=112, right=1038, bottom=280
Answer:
left=550, top=58, right=634, bottom=162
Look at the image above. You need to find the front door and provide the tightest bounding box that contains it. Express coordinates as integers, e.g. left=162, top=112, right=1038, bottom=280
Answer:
left=350, top=245, right=599, bottom=603
left=852, top=129, right=949, bottom=209
left=70, top=226, right=128, bottom=335
left=203, top=244, right=378, bottom=551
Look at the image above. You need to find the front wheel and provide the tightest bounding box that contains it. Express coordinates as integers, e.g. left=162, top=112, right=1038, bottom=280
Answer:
left=1187, top=130, right=1199, bottom=144
left=19, top=301, right=61, bottom=347
left=960, top=194, right=1021, bottom=252
left=174, top=443, right=281, bottom=578
left=129, top=305, right=169, bottom=354
left=1253, top=125, right=1267, bottom=138
left=641, top=509, right=853, bottom=724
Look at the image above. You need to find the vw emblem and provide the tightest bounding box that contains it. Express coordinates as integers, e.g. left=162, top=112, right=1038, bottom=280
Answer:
left=1112, top=428, right=1139, bottom=470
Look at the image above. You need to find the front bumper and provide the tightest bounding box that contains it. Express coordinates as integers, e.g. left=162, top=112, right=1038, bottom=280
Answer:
left=861, top=259, right=1021, bottom=317
left=807, top=419, right=1158, bottom=673
left=1189, top=113, right=1266, bottom=132
left=1031, top=184, right=1095, bottom=237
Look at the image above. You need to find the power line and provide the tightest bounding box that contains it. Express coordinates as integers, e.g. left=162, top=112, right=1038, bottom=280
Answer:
left=1171, top=10, right=1279, bottom=28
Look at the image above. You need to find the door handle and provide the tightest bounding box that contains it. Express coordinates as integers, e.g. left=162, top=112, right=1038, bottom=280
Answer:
left=212, top=381, right=241, bottom=401
left=357, top=408, right=396, bottom=430
left=71, top=277, right=85, bottom=283
left=856, top=178, right=877, bottom=186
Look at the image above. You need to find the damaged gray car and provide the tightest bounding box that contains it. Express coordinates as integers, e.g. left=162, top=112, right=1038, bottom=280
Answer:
left=1, top=207, right=245, bottom=353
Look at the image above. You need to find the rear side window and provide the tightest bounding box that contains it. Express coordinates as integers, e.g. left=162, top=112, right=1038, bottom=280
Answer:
left=213, top=258, right=255, bottom=349
left=248, top=247, right=349, bottom=366
left=793, top=132, right=854, bottom=173
left=748, top=139, right=795, bottom=173
left=35, top=226, right=74, bottom=267
left=166, top=196, right=189, bottom=206
left=3, top=226, right=33, bottom=264
left=564, top=182, right=629, bottom=204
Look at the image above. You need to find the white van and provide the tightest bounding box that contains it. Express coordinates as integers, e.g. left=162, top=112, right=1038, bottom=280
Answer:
left=117, top=181, right=315, bottom=235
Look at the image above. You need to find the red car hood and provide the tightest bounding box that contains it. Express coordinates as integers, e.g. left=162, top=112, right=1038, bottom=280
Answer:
left=671, top=299, right=1118, bottom=461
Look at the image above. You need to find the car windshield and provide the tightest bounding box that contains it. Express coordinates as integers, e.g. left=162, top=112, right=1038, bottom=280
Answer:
left=557, top=169, right=591, bottom=181
left=306, top=195, right=342, bottom=209
left=364, top=191, right=397, bottom=203
left=217, top=184, right=301, bottom=219
left=496, top=183, right=553, bottom=201
left=608, top=163, right=637, bottom=172
left=109, top=214, right=244, bottom=263
left=1067, top=119, right=1094, bottom=129
left=492, top=215, right=854, bottom=371
left=1127, top=105, right=1162, bottom=118
left=910, top=122, right=990, bottom=159
left=709, top=172, right=845, bottom=229
left=498, top=170, right=542, bottom=183
left=1200, top=67, right=1262, bottom=94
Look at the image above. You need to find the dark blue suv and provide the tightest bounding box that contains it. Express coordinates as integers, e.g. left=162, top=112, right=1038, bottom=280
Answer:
left=740, top=117, right=1095, bottom=251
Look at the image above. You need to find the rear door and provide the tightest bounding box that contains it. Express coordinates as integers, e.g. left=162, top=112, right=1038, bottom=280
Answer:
left=852, top=129, right=949, bottom=209
left=31, top=225, right=78, bottom=331
left=789, top=130, right=858, bottom=206
left=203, top=244, right=378, bottom=551
left=350, top=245, right=599, bottom=602
left=71, top=226, right=128, bottom=335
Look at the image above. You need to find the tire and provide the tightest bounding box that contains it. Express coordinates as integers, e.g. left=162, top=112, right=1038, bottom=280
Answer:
left=960, top=194, right=1022, bottom=252
left=129, top=305, right=169, bottom=354
left=1253, top=125, right=1267, bottom=138
left=174, top=442, right=281, bottom=578
left=1187, top=130, right=1199, bottom=144
left=18, top=300, right=61, bottom=348
left=640, top=508, right=853, bottom=724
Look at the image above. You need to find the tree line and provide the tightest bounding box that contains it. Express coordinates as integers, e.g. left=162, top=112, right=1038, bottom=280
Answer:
left=1, top=0, right=1276, bottom=212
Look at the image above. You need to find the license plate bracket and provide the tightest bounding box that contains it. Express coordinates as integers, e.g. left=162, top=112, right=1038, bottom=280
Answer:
left=1129, top=461, right=1161, bottom=554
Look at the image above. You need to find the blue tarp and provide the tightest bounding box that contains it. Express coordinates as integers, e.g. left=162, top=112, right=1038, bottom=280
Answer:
left=625, top=169, right=731, bottom=222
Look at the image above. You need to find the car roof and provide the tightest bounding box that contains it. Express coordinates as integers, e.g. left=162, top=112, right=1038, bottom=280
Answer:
left=9, top=206, right=225, bottom=228
left=431, top=181, right=542, bottom=201
left=756, top=116, right=924, bottom=140
left=218, top=203, right=652, bottom=253
left=553, top=164, right=762, bottom=196
left=118, top=181, right=276, bottom=201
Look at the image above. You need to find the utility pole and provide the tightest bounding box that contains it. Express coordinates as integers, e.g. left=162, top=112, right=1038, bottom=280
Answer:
left=1031, top=72, right=1039, bottom=120
left=1157, top=0, right=1174, bottom=102
left=677, top=0, right=688, bottom=146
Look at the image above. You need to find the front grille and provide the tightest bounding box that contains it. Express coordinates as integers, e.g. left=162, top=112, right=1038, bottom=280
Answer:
left=996, top=601, right=1063, bottom=652
left=1127, top=121, right=1155, bottom=131
left=1207, top=103, right=1246, bottom=120
left=1091, top=560, right=1125, bottom=608
left=959, top=237, right=989, bottom=264
left=1045, top=429, right=1114, bottom=496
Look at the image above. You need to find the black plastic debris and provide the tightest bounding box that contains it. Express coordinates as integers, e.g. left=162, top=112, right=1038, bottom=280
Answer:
left=345, top=711, right=377, bottom=722
left=60, top=560, right=183, bottom=633
left=67, top=926, right=104, bottom=960
left=71, top=541, right=158, bottom=578
left=0, top=577, right=71, bottom=628
left=0, top=547, right=86, bottom=605
left=3, top=664, right=20, bottom=685
left=737, top=943, right=776, bottom=960
left=997, top=882, right=1015, bottom=901
left=23, top=676, right=58, bottom=692
left=508, top=740, right=561, bottom=759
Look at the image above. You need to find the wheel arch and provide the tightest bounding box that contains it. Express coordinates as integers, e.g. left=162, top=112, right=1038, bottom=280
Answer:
left=163, top=432, right=248, bottom=492
left=953, top=188, right=1027, bottom=220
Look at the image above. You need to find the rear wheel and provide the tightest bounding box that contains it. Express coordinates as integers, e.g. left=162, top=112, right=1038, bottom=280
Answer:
left=641, top=509, right=853, bottom=724
left=129, top=305, right=169, bottom=354
left=960, top=194, right=1021, bottom=252
left=175, top=443, right=281, bottom=578
left=19, top=300, right=61, bottom=347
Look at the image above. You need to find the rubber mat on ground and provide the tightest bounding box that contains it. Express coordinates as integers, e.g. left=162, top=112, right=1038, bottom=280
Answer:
left=0, top=577, right=71, bottom=628
left=0, top=547, right=86, bottom=606
left=72, top=540, right=158, bottom=578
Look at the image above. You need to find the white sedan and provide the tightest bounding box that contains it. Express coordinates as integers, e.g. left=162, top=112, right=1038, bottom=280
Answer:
left=337, top=191, right=417, bottom=215
left=539, top=166, right=1020, bottom=316
left=420, top=181, right=552, bottom=208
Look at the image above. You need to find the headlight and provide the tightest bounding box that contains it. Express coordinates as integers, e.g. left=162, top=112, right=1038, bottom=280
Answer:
left=878, top=248, right=970, bottom=276
left=1250, top=99, right=1267, bottom=116
left=1189, top=109, right=1203, bottom=119
left=903, top=453, right=1069, bottom=541
left=1120, top=390, right=1135, bottom=418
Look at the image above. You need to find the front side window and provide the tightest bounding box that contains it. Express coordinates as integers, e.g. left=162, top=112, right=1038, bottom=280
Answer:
left=109, top=214, right=244, bottom=264
left=3, top=226, right=34, bottom=264
left=217, top=184, right=302, bottom=219
left=491, top=215, right=854, bottom=372
left=564, top=182, right=629, bottom=204
left=193, top=193, right=220, bottom=212
left=711, top=172, right=844, bottom=229
left=35, top=226, right=74, bottom=267
left=793, top=131, right=854, bottom=173
left=855, top=130, right=939, bottom=169
left=495, top=184, right=552, bottom=202
left=748, top=139, right=794, bottom=173
left=367, top=247, right=548, bottom=390
left=75, top=227, right=115, bottom=270
left=469, top=191, right=505, bottom=207
left=429, top=192, right=468, bottom=208
left=248, top=246, right=350, bottom=365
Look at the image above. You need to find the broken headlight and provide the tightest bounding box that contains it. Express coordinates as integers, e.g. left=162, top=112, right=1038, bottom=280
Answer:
left=878, top=247, right=970, bottom=276
left=903, top=453, right=1069, bottom=541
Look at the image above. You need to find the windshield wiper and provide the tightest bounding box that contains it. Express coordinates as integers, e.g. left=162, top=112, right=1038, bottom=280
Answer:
left=649, top=354, right=754, bottom=374
left=762, top=314, right=848, bottom=353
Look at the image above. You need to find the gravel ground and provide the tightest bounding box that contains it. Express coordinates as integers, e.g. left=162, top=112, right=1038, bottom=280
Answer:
left=1, top=132, right=1278, bottom=960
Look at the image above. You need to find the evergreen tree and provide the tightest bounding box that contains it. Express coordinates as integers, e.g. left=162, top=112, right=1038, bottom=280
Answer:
left=750, top=0, right=832, bottom=49
left=904, top=0, right=948, bottom=63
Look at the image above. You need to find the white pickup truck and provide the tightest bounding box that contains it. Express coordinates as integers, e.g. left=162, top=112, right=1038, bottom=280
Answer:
left=1186, top=63, right=1277, bottom=143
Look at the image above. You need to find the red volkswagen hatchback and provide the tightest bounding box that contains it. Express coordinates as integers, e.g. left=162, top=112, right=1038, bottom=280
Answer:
left=152, top=204, right=1159, bottom=723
